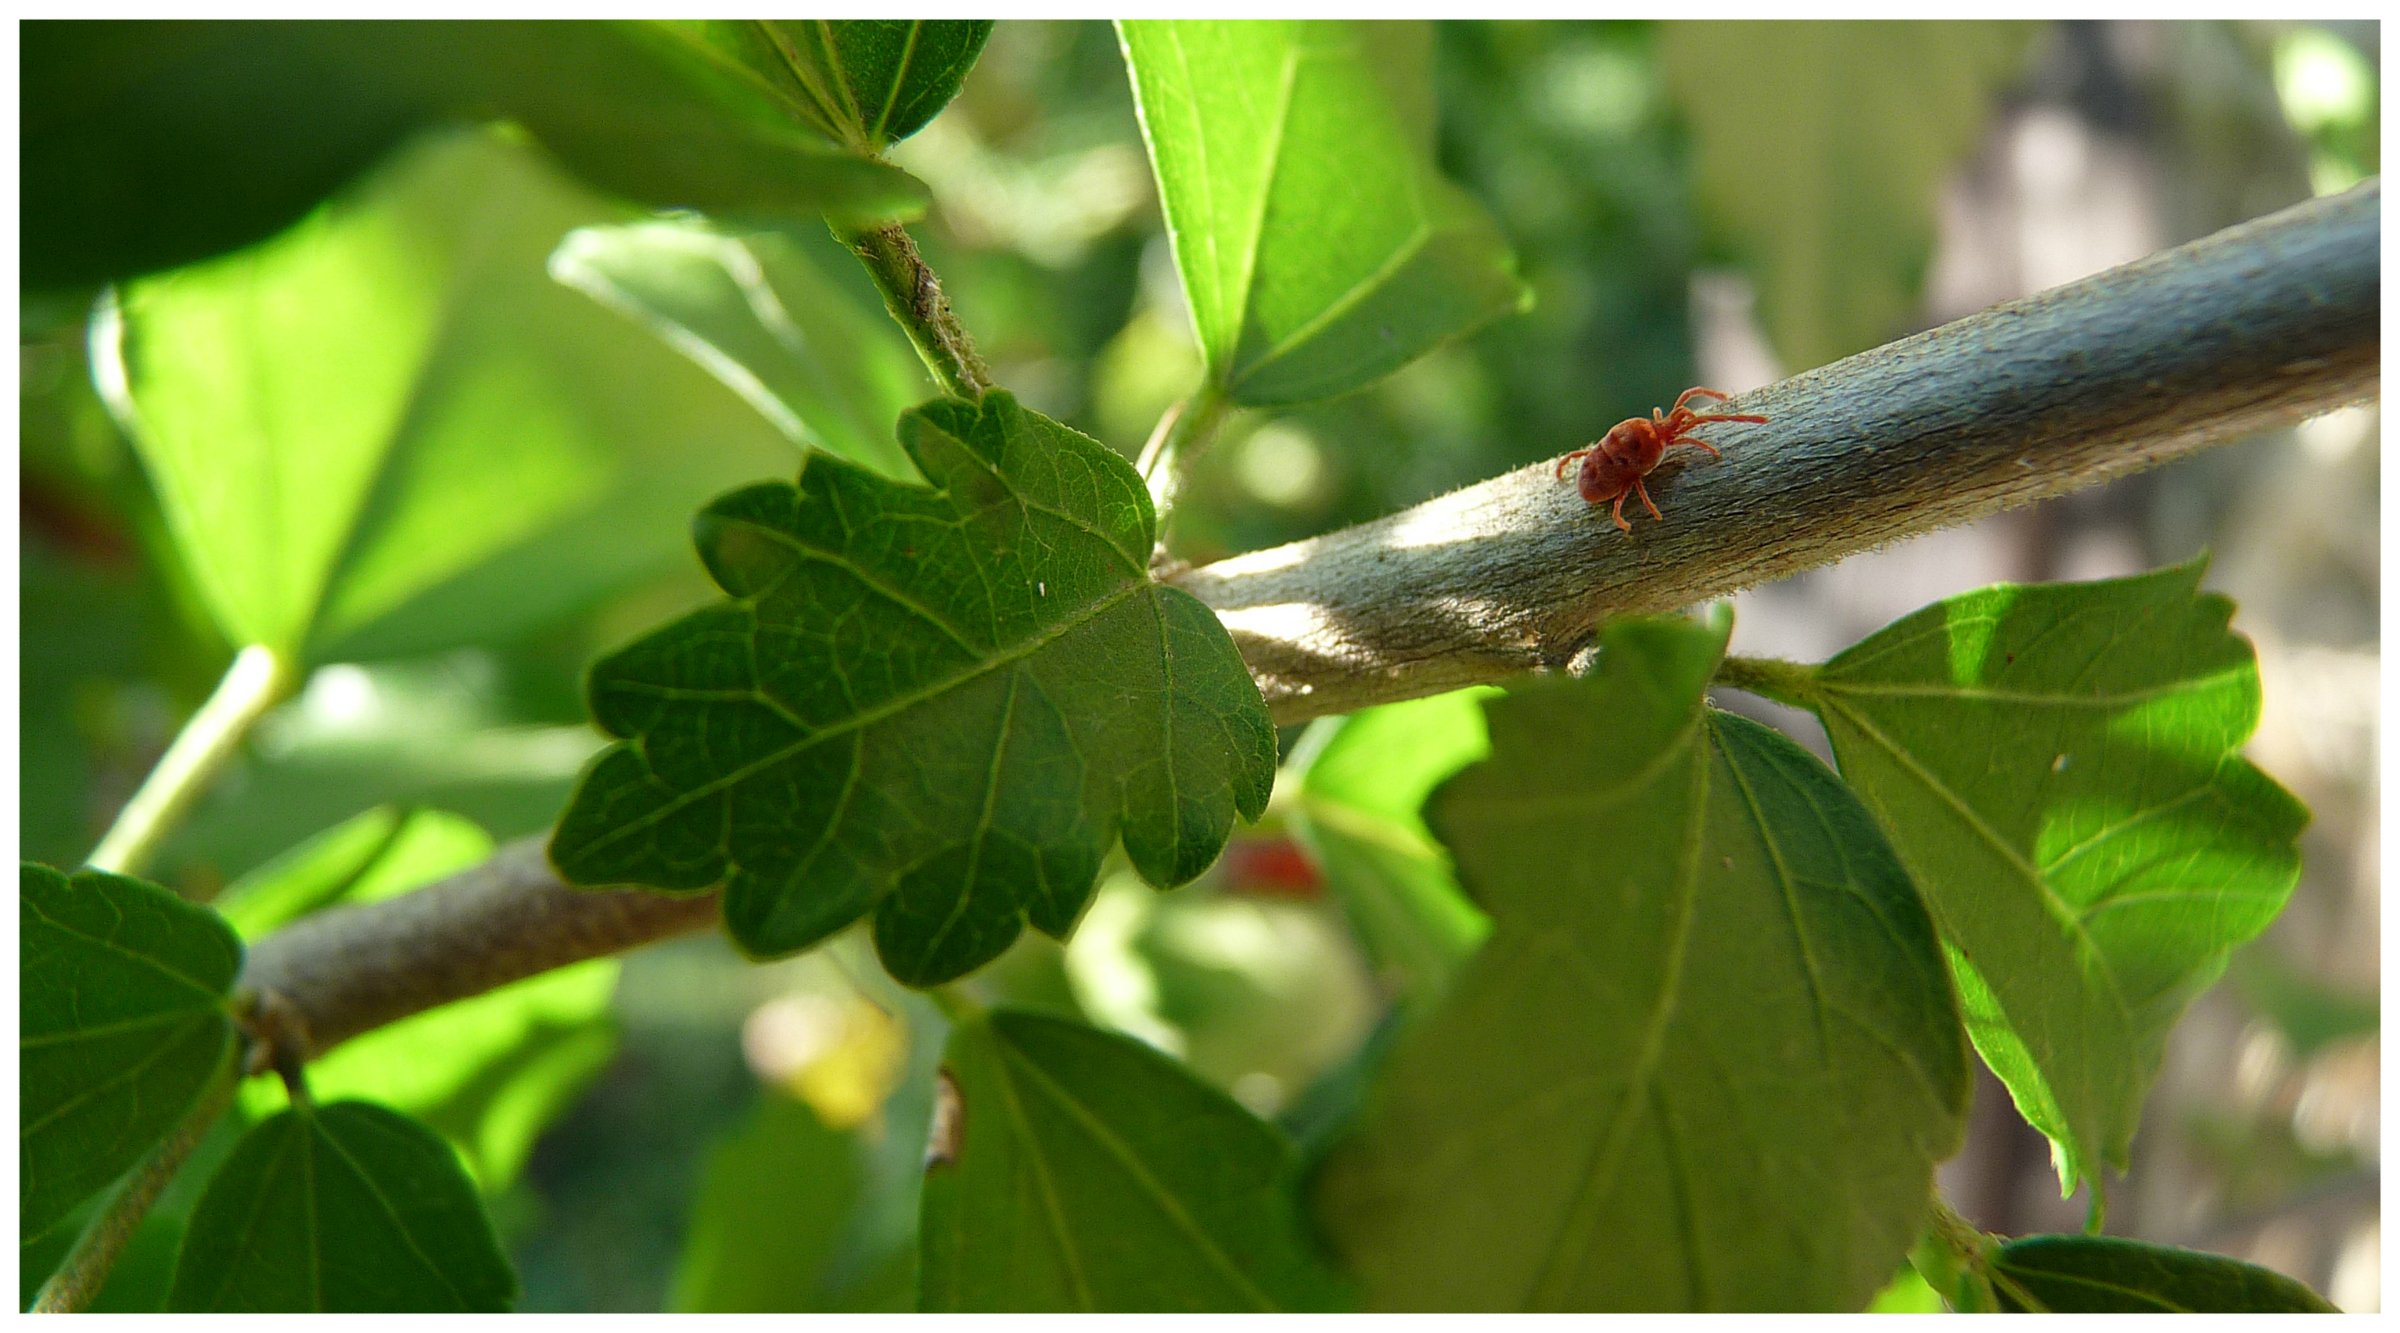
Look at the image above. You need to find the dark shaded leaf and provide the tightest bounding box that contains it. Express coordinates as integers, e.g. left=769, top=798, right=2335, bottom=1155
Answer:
left=24, top=20, right=927, bottom=292
left=1317, top=614, right=1969, bottom=1310
left=1992, top=1235, right=2337, bottom=1312
left=550, top=390, right=1275, bottom=985
left=670, top=21, right=995, bottom=151
left=19, top=863, right=242, bottom=1245
left=920, top=1010, right=1347, bottom=1311
left=168, top=1101, right=515, bottom=1312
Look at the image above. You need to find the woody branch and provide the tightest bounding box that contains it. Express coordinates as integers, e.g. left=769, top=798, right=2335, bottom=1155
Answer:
left=240, top=178, right=2379, bottom=1063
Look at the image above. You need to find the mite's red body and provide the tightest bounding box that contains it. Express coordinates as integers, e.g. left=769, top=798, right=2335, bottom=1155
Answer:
left=1555, top=386, right=1767, bottom=533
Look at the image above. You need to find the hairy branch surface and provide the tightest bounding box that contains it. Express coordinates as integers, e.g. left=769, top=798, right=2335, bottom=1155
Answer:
left=1171, top=181, right=2380, bottom=723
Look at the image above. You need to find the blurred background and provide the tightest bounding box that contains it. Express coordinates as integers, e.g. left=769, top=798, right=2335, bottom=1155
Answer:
left=18, top=20, right=2378, bottom=1311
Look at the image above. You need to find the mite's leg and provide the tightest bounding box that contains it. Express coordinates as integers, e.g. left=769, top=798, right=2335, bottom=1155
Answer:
left=1674, top=436, right=1724, bottom=460
left=1555, top=450, right=1584, bottom=480
left=1633, top=476, right=1664, bottom=522
left=1670, top=385, right=1738, bottom=415
left=1611, top=493, right=1633, bottom=532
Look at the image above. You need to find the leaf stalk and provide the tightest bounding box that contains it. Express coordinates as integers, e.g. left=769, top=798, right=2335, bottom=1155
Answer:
left=88, top=644, right=294, bottom=879
left=30, top=1051, right=240, bottom=1313
left=1136, top=383, right=1232, bottom=545
left=836, top=219, right=991, bottom=401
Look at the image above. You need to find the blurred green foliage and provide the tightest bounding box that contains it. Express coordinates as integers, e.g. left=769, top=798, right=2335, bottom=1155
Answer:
left=18, top=19, right=2374, bottom=1313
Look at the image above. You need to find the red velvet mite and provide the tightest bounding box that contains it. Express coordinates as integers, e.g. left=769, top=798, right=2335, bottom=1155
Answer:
left=1555, top=387, right=1766, bottom=533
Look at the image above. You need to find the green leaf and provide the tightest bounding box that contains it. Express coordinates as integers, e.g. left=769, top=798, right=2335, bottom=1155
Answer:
left=1867, top=1263, right=1946, bottom=1312
left=168, top=1101, right=515, bottom=1312
left=19, top=863, right=243, bottom=1245
left=550, top=219, right=927, bottom=482
left=920, top=1009, right=1347, bottom=1311
left=101, top=128, right=809, bottom=662
left=1284, top=689, right=1493, bottom=1000
left=1118, top=20, right=1529, bottom=405
left=550, top=390, right=1276, bottom=986
left=667, top=21, right=995, bottom=152
left=669, top=1091, right=865, bottom=1312
left=1659, top=22, right=2034, bottom=370
left=476, top=21, right=930, bottom=221
left=1795, top=560, right=2307, bottom=1197
left=222, top=809, right=617, bottom=1190
left=1991, top=1235, right=2338, bottom=1312
left=1316, top=614, right=1969, bottom=1311
left=23, top=20, right=927, bottom=292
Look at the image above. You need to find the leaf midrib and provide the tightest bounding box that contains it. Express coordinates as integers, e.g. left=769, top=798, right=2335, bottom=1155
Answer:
left=998, top=1037, right=1284, bottom=1312
left=572, top=579, right=1149, bottom=862
left=1524, top=731, right=1708, bottom=1309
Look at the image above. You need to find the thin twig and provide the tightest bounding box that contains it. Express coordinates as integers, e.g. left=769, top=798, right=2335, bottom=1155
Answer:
left=837, top=219, right=991, bottom=400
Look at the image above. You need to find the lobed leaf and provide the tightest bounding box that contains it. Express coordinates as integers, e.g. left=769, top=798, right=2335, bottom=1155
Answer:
left=1991, top=1235, right=2338, bottom=1312
left=1118, top=20, right=1529, bottom=406
left=1797, top=559, right=2306, bottom=1198
left=101, top=129, right=809, bottom=663
left=550, top=218, right=927, bottom=482
left=667, top=21, right=995, bottom=153
left=168, top=1101, right=515, bottom=1312
left=19, top=863, right=243, bottom=1245
left=919, top=1009, right=1347, bottom=1311
left=1317, top=614, right=1969, bottom=1310
left=1660, top=21, right=2034, bottom=371
left=549, top=390, right=1276, bottom=985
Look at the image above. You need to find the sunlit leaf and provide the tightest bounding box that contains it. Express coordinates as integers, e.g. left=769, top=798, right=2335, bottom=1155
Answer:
left=1991, top=1235, right=2338, bottom=1312
left=1867, top=1263, right=1946, bottom=1312
left=1284, top=689, right=1493, bottom=1000
left=1660, top=21, right=2034, bottom=370
left=550, top=390, right=1276, bottom=985
left=168, top=1101, right=514, bottom=1311
left=19, top=863, right=242, bottom=1245
left=667, top=21, right=995, bottom=152
left=101, top=129, right=805, bottom=662
left=920, top=1009, right=1347, bottom=1311
left=1119, top=20, right=1528, bottom=405
left=1789, top=559, right=2306, bottom=1198
left=550, top=219, right=926, bottom=481
left=1318, top=614, right=1969, bottom=1310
